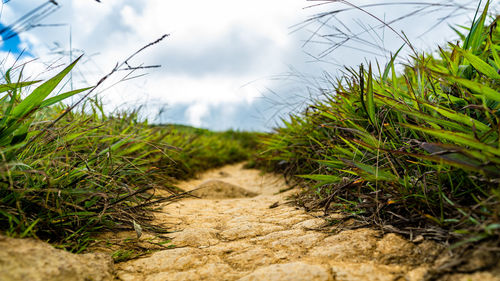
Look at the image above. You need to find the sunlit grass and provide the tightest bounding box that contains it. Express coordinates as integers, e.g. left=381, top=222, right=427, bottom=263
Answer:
left=257, top=1, right=500, bottom=245
left=0, top=61, right=259, bottom=252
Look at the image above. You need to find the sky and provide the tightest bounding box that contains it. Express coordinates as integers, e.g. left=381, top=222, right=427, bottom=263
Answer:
left=0, top=0, right=493, bottom=131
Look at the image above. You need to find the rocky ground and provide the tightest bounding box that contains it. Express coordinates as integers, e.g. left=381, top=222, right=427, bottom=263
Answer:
left=0, top=234, right=114, bottom=281
left=115, top=163, right=500, bottom=281
left=1, top=163, right=499, bottom=281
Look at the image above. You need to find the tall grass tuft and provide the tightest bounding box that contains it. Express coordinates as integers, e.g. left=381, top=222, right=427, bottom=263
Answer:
left=258, top=1, right=500, bottom=248
left=0, top=58, right=260, bottom=252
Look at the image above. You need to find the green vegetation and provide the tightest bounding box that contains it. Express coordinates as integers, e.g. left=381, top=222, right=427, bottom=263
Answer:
left=257, top=2, right=500, bottom=245
left=0, top=61, right=259, bottom=252
left=156, top=124, right=262, bottom=179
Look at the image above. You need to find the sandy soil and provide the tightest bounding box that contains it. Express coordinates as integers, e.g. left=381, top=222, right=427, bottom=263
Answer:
left=114, top=163, right=500, bottom=281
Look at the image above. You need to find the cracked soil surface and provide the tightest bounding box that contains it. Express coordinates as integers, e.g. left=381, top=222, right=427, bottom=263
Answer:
left=114, top=163, right=500, bottom=281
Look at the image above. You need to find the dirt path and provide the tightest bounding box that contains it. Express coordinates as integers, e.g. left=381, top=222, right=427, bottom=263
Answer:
left=114, top=163, right=497, bottom=281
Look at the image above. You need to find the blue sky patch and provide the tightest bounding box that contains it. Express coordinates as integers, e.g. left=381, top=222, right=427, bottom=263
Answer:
left=0, top=22, right=31, bottom=56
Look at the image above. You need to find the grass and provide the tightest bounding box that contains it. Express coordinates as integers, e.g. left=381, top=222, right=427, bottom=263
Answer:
left=256, top=0, right=500, bottom=254
left=0, top=60, right=260, bottom=253
left=154, top=124, right=263, bottom=179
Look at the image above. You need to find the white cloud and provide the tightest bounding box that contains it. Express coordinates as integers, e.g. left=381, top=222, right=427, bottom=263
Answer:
left=0, top=0, right=490, bottom=130
left=0, top=3, right=18, bottom=23
left=186, top=103, right=209, bottom=127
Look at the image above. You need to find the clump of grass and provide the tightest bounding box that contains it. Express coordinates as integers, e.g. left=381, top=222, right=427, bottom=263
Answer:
left=155, top=124, right=262, bottom=179
left=258, top=0, right=500, bottom=250
left=0, top=57, right=260, bottom=253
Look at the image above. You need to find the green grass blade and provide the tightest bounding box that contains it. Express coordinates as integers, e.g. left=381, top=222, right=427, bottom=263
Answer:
left=421, top=103, right=490, bottom=132
left=449, top=77, right=500, bottom=102
left=353, top=162, right=399, bottom=182
left=11, top=56, right=82, bottom=119
left=0, top=81, right=40, bottom=94
left=464, top=0, right=488, bottom=51
left=40, top=87, right=93, bottom=108
left=459, top=49, right=500, bottom=79
left=449, top=24, right=466, bottom=41
left=366, top=63, right=376, bottom=127
left=297, top=174, right=342, bottom=184
left=403, top=123, right=500, bottom=156
left=382, top=44, right=404, bottom=81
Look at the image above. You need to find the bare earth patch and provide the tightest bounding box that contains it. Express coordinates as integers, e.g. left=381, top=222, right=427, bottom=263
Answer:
left=2, top=163, right=498, bottom=280
left=114, top=163, right=500, bottom=281
left=189, top=179, right=259, bottom=199
left=0, top=235, right=114, bottom=281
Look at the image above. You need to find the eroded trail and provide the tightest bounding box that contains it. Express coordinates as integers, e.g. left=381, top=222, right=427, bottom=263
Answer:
left=114, top=164, right=490, bottom=281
